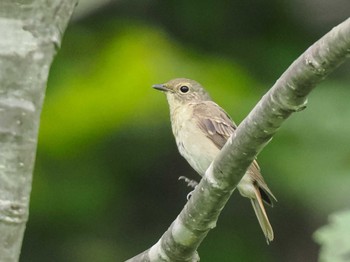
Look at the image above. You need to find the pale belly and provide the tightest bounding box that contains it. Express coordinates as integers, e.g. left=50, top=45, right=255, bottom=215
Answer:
left=173, top=117, right=220, bottom=176
left=170, top=105, right=255, bottom=198
left=176, top=124, right=256, bottom=198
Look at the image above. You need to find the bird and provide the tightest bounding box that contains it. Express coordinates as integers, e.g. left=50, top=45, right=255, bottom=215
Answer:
left=153, top=78, right=276, bottom=243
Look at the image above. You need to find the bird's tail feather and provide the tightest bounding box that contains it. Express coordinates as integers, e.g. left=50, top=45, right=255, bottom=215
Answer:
left=251, top=187, right=274, bottom=244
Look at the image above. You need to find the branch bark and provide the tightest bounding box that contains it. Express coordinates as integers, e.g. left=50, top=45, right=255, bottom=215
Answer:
left=0, top=1, right=77, bottom=261
left=127, top=17, right=350, bottom=262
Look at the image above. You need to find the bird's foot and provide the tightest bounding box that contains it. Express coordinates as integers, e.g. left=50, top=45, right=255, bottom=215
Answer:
left=178, top=176, right=198, bottom=200
left=178, top=176, right=198, bottom=189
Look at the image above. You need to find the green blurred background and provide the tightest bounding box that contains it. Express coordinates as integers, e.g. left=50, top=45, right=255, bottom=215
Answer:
left=20, top=1, right=350, bottom=261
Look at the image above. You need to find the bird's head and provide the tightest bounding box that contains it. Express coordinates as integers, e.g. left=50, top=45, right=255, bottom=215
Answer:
left=153, top=78, right=211, bottom=109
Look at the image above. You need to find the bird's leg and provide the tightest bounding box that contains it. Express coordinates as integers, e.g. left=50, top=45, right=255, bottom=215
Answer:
left=178, top=176, right=198, bottom=188
left=178, top=176, right=199, bottom=200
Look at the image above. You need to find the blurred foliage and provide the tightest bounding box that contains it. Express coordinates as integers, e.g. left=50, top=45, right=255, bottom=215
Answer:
left=314, top=210, right=350, bottom=262
left=39, top=22, right=254, bottom=156
left=19, top=1, right=350, bottom=261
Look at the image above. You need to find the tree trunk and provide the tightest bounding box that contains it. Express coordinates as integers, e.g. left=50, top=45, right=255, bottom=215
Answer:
left=0, top=1, right=77, bottom=260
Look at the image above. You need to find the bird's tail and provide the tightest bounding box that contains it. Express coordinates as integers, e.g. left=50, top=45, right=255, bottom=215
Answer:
left=251, top=187, right=274, bottom=244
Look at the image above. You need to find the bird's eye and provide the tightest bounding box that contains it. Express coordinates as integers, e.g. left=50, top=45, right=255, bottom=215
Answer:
left=179, top=85, right=189, bottom=93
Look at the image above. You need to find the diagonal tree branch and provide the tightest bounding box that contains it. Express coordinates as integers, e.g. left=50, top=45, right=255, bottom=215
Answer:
left=127, top=17, right=350, bottom=262
left=0, top=1, right=77, bottom=261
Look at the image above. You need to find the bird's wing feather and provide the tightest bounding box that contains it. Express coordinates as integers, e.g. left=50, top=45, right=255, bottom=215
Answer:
left=192, top=101, right=277, bottom=205
left=249, top=160, right=277, bottom=205
left=193, top=101, right=236, bottom=149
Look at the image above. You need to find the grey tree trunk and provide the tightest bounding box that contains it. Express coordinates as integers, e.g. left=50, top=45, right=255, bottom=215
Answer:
left=0, top=1, right=77, bottom=261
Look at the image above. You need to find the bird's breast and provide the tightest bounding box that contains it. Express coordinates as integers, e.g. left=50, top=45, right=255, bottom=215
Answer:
left=170, top=105, right=219, bottom=176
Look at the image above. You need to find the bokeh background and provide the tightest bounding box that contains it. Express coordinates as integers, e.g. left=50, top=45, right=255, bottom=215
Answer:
left=20, top=1, right=350, bottom=261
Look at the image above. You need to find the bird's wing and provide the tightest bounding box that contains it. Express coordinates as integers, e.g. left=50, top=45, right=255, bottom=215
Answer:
left=193, top=101, right=236, bottom=149
left=192, top=101, right=277, bottom=205
left=192, top=101, right=236, bottom=149
left=249, top=160, right=277, bottom=205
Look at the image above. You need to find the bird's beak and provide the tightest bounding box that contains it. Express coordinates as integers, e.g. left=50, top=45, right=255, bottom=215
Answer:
left=152, top=84, right=169, bottom=92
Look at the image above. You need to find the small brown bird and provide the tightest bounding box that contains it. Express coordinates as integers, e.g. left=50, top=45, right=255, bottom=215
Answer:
left=153, top=78, right=276, bottom=243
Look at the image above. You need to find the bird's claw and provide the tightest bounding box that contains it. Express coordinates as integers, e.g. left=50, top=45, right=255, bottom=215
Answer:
left=178, top=176, right=198, bottom=189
